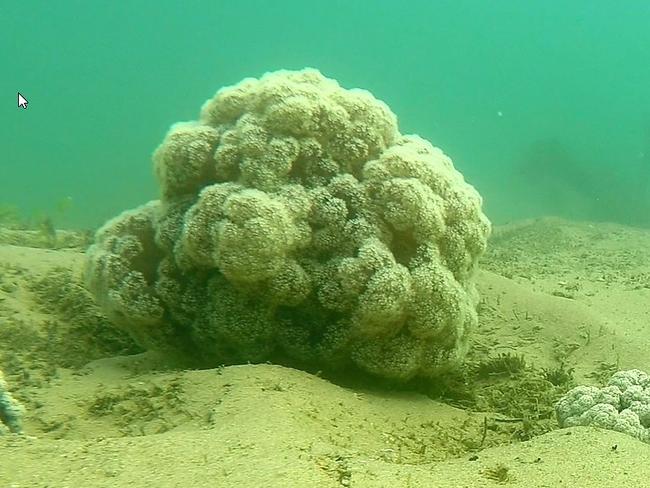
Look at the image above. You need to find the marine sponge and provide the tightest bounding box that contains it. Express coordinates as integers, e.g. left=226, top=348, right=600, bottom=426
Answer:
left=0, top=369, right=23, bottom=435
left=555, top=369, right=650, bottom=443
left=85, top=68, right=491, bottom=381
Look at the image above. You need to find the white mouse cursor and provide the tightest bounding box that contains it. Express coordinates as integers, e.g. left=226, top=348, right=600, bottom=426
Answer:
left=17, top=92, right=28, bottom=109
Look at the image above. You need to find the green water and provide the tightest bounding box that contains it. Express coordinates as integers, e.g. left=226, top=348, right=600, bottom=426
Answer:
left=2, top=0, right=650, bottom=228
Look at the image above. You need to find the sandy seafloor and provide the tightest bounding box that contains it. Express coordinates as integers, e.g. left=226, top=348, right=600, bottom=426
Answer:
left=1, top=217, right=650, bottom=487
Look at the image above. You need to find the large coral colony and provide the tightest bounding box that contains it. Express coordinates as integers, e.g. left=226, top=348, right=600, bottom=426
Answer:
left=85, top=68, right=491, bottom=382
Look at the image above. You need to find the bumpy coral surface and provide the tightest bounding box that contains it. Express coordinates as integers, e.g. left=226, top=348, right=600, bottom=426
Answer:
left=85, top=69, right=490, bottom=381
left=556, top=369, right=650, bottom=443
